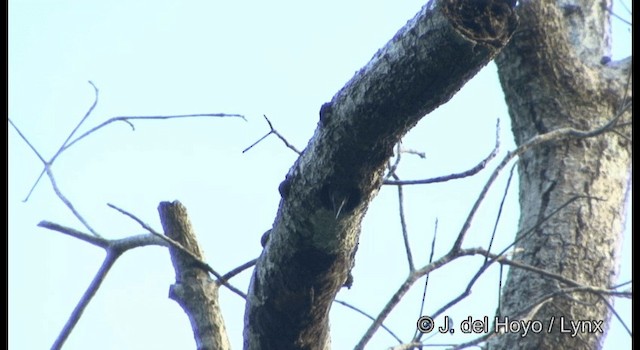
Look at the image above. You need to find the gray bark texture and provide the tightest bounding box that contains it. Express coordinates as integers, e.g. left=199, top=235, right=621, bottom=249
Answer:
left=159, top=201, right=231, bottom=350
left=242, top=0, right=518, bottom=349
left=488, top=0, right=632, bottom=349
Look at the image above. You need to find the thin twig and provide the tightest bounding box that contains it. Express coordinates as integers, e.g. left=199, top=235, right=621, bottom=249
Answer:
left=618, top=0, right=631, bottom=15
left=106, top=204, right=221, bottom=276
left=360, top=194, right=592, bottom=349
left=413, top=218, right=438, bottom=340
left=398, top=146, right=426, bottom=159
left=65, top=113, right=246, bottom=152
left=483, top=164, right=516, bottom=265
left=384, top=143, right=404, bottom=181
left=451, top=113, right=623, bottom=252
left=384, top=119, right=500, bottom=186
left=242, top=115, right=301, bottom=154
left=604, top=5, right=632, bottom=25
left=38, top=221, right=175, bottom=251
left=611, top=280, right=632, bottom=289
left=490, top=195, right=594, bottom=270
left=8, top=119, right=47, bottom=163
left=333, top=300, right=404, bottom=344
left=37, top=221, right=109, bottom=248
left=217, top=258, right=258, bottom=286
left=448, top=299, right=551, bottom=350
left=51, top=250, right=119, bottom=350
left=394, top=174, right=415, bottom=272
left=106, top=203, right=247, bottom=299
left=46, top=168, right=100, bottom=237
left=354, top=250, right=460, bottom=350
left=55, top=81, right=100, bottom=162
left=599, top=296, right=632, bottom=336
left=9, top=118, right=48, bottom=203
left=11, top=81, right=100, bottom=202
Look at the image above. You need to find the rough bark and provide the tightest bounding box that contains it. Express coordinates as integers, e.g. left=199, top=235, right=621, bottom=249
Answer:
left=243, top=0, right=518, bottom=349
left=489, top=0, right=631, bottom=349
left=159, top=201, right=231, bottom=350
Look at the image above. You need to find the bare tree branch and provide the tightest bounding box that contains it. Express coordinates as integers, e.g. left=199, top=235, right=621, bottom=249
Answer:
left=413, top=218, right=439, bottom=340
left=393, top=174, right=415, bottom=272
left=13, top=81, right=99, bottom=203
left=384, top=143, right=404, bottom=181
left=10, top=81, right=244, bottom=237
left=450, top=112, right=625, bottom=252
left=37, top=221, right=109, bottom=247
left=459, top=283, right=631, bottom=350
left=217, top=258, right=258, bottom=287
left=50, top=250, right=119, bottom=350
left=604, top=4, right=632, bottom=25
left=64, top=112, right=245, bottom=152
left=333, top=299, right=404, bottom=345
left=9, top=119, right=102, bottom=236
left=483, top=163, right=516, bottom=265
left=242, top=114, right=301, bottom=154
left=159, top=201, right=231, bottom=350
left=398, top=146, right=427, bottom=159
left=107, top=203, right=247, bottom=299
left=357, top=191, right=598, bottom=349
left=8, top=118, right=47, bottom=164
left=384, top=119, right=500, bottom=186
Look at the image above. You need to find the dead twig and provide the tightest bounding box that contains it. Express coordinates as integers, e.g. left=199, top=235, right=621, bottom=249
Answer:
left=333, top=299, right=404, bottom=345
left=106, top=203, right=247, bottom=299
left=384, top=119, right=500, bottom=186
left=242, top=114, right=301, bottom=154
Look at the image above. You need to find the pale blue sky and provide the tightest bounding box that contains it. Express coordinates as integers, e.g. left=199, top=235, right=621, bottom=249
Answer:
left=9, top=1, right=631, bottom=349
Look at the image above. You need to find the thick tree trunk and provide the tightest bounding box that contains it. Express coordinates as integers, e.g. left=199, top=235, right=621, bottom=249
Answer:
left=490, top=0, right=631, bottom=349
left=242, top=0, right=518, bottom=349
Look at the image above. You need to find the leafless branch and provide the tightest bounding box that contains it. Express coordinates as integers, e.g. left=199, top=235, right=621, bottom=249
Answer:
left=384, top=143, right=404, bottom=181
left=599, top=295, right=632, bottom=336
left=483, top=164, right=516, bottom=265
left=113, top=203, right=249, bottom=297
left=354, top=250, right=463, bottom=350
left=604, top=4, right=632, bottom=25
left=450, top=112, right=624, bottom=252
left=62, top=82, right=244, bottom=153
left=8, top=118, right=47, bottom=164
left=392, top=173, right=415, bottom=272
left=14, top=81, right=99, bottom=202
left=430, top=250, right=630, bottom=350
left=333, top=299, right=404, bottom=345
left=10, top=119, right=102, bottom=236
left=398, top=146, right=427, bottom=159
left=217, top=258, right=258, bottom=286
left=611, top=280, right=632, bottom=289
left=65, top=113, right=246, bottom=152
left=37, top=221, right=109, bottom=247
left=50, top=251, right=119, bottom=350
left=618, top=0, right=631, bottom=15
left=384, top=119, right=500, bottom=186
left=106, top=203, right=247, bottom=299
left=37, top=221, right=172, bottom=350
left=242, top=114, right=301, bottom=154
left=11, top=82, right=249, bottom=348
left=413, top=218, right=439, bottom=340
left=10, top=82, right=244, bottom=236
left=357, top=192, right=596, bottom=349
left=56, top=81, right=100, bottom=158
left=37, top=221, right=171, bottom=251
left=48, top=169, right=102, bottom=236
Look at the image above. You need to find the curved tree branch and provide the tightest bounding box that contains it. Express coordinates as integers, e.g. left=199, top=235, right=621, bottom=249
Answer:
left=244, top=0, right=518, bottom=348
